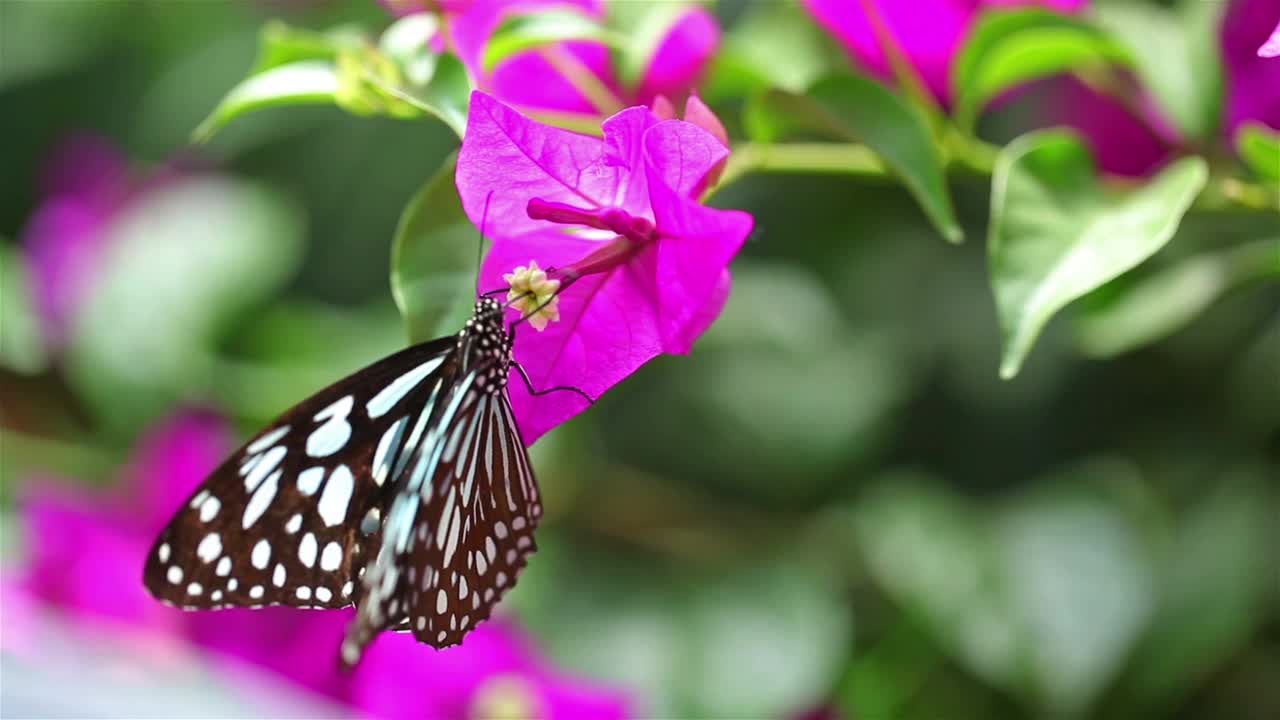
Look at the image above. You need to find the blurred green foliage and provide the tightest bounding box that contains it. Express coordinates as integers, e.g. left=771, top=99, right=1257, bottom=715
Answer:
left=1, top=1, right=1277, bottom=719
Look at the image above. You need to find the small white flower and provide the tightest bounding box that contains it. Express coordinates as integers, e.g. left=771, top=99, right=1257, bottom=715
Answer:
left=503, top=260, right=561, bottom=331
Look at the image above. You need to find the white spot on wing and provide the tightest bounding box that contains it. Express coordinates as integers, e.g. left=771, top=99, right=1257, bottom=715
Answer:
left=158, top=543, right=171, bottom=563
left=273, top=563, right=287, bottom=587
left=167, top=566, right=183, bottom=584
left=251, top=539, right=271, bottom=569
left=247, top=426, right=290, bottom=454
left=299, top=533, right=318, bottom=568
left=242, top=469, right=281, bottom=529
left=215, top=556, right=231, bottom=577
left=197, top=533, right=222, bottom=563
left=320, top=541, right=343, bottom=571
left=366, top=358, right=443, bottom=419
left=318, top=465, right=355, bottom=527
left=285, top=513, right=303, bottom=534
left=244, top=446, right=286, bottom=492
left=307, top=396, right=354, bottom=458
left=199, top=496, right=220, bottom=523
left=372, top=417, right=409, bottom=486
left=297, top=466, right=325, bottom=496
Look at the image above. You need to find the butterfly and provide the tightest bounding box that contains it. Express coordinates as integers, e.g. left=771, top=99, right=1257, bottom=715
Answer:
left=143, top=295, right=566, bottom=666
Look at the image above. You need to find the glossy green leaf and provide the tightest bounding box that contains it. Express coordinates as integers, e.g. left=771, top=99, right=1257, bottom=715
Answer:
left=1236, top=122, right=1280, bottom=183
left=0, top=244, right=48, bottom=374
left=66, top=178, right=304, bottom=437
left=484, top=10, right=620, bottom=73
left=1125, top=472, right=1276, bottom=712
left=390, top=152, right=480, bottom=344
left=251, top=20, right=361, bottom=74
left=953, top=9, right=1130, bottom=130
left=1094, top=0, right=1223, bottom=140
left=194, top=61, right=341, bottom=142
left=1076, top=239, right=1280, bottom=357
left=363, top=52, right=470, bottom=137
left=748, top=73, right=962, bottom=244
left=988, top=130, right=1207, bottom=378
left=380, top=13, right=443, bottom=87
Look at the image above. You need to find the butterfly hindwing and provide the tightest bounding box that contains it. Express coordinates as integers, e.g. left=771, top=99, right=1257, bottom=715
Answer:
left=143, top=337, right=457, bottom=611
left=406, top=388, right=541, bottom=647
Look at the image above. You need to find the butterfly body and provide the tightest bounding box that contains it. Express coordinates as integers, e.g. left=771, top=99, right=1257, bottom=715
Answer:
left=143, top=297, right=541, bottom=666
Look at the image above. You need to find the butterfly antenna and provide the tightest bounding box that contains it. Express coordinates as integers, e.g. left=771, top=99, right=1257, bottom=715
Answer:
left=474, top=191, right=494, bottom=297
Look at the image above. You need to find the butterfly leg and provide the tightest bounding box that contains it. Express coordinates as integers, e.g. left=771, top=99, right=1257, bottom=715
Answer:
left=511, top=360, right=595, bottom=403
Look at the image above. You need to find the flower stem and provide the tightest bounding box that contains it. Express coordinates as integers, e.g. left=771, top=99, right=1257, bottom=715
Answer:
left=710, top=141, right=1277, bottom=214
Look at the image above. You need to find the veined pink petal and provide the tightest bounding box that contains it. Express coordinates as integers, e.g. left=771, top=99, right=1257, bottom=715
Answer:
left=601, top=106, right=662, bottom=215
left=481, top=229, right=662, bottom=443
left=642, top=117, right=729, bottom=198
left=458, top=91, right=622, bottom=238
left=645, top=123, right=752, bottom=352
left=634, top=6, right=721, bottom=105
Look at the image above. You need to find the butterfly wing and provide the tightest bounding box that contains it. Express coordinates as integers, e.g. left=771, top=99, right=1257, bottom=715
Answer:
left=408, top=387, right=541, bottom=647
left=143, top=337, right=457, bottom=611
left=341, top=360, right=541, bottom=662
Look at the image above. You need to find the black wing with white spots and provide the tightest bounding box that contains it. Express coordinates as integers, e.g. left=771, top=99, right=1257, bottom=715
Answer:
left=143, top=336, right=456, bottom=612
left=144, top=296, right=546, bottom=669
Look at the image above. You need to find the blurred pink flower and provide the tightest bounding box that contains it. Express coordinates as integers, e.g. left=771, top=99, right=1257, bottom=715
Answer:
left=383, top=0, right=720, bottom=118
left=457, top=90, right=752, bottom=443
left=1042, top=0, right=1280, bottom=176
left=15, top=410, right=629, bottom=717
left=20, top=135, right=131, bottom=351
left=801, top=0, right=1087, bottom=106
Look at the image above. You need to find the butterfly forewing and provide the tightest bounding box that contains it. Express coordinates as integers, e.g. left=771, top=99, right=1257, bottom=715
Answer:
left=143, top=337, right=456, bottom=610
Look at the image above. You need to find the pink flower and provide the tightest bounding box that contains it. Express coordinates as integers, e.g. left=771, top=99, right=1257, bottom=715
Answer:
left=384, top=0, right=720, bottom=118
left=20, top=135, right=130, bottom=351
left=353, top=620, right=630, bottom=720
left=14, top=410, right=629, bottom=716
left=802, top=0, right=1087, bottom=106
left=456, top=90, right=753, bottom=443
left=1039, top=0, right=1280, bottom=176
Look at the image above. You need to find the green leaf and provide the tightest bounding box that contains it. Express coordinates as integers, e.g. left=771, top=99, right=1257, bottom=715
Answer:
left=988, top=130, right=1207, bottom=378
left=379, top=13, right=443, bottom=87
left=363, top=51, right=470, bottom=138
left=953, top=8, right=1130, bottom=130
left=1124, top=472, right=1276, bottom=711
left=1236, top=122, right=1280, bottom=183
left=0, top=243, right=49, bottom=374
left=748, top=72, right=963, bottom=244
left=66, top=178, right=304, bottom=437
left=195, top=61, right=341, bottom=142
left=522, top=536, right=849, bottom=719
left=252, top=20, right=361, bottom=74
left=703, top=0, right=835, bottom=100
left=1093, top=0, right=1223, bottom=140
left=484, top=10, right=620, bottom=73
left=1076, top=239, right=1280, bottom=357
left=390, top=152, right=479, bottom=344
left=851, top=473, right=1019, bottom=691
left=994, top=465, right=1157, bottom=717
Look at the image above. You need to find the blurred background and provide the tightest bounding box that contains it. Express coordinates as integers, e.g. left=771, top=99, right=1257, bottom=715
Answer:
left=1, top=1, right=1277, bottom=719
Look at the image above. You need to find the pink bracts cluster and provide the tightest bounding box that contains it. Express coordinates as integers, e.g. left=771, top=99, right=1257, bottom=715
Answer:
left=456, top=90, right=753, bottom=443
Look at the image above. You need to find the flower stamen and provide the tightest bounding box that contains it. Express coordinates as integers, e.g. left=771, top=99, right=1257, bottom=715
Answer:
left=503, top=260, right=561, bottom=331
